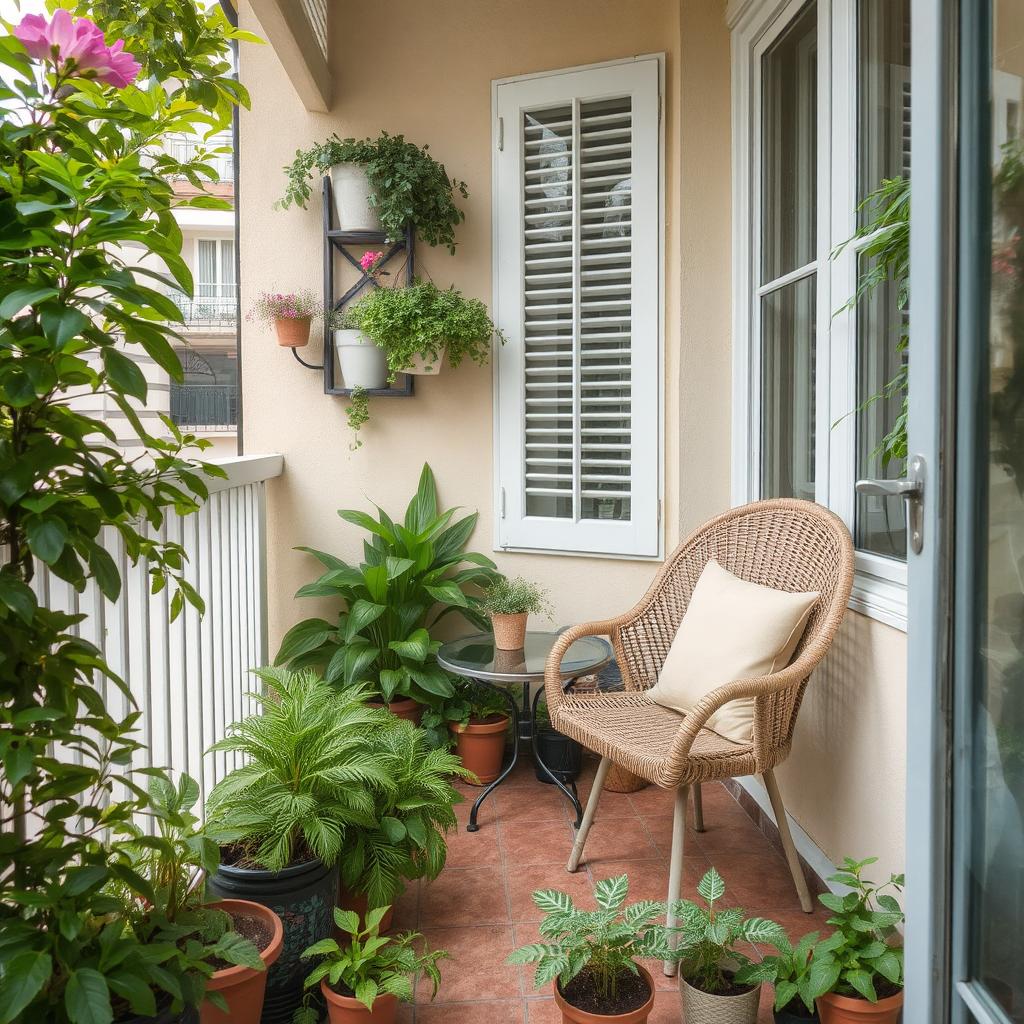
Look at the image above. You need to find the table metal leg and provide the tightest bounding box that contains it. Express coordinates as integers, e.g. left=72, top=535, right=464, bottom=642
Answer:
left=466, top=678, right=520, bottom=832
left=530, top=681, right=583, bottom=829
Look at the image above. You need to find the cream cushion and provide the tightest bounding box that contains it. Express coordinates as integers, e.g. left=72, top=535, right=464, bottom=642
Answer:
left=646, top=559, right=819, bottom=743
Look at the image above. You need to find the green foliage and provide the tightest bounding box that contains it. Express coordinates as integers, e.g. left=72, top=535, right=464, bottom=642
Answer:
left=275, top=463, right=500, bottom=707
left=806, top=857, right=904, bottom=1003
left=205, top=669, right=394, bottom=872
left=345, top=281, right=504, bottom=383
left=482, top=575, right=552, bottom=617
left=340, top=720, right=468, bottom=909
left=294, top=906, right=447, bottom=1019
left=833, top=175, right=910, bottom=469
left=666, top=868, right=784, bottom=995
left=346, top=386, right=369, bottom=449
left=279, top=131, right=469, bottom=253
left=734, top=928, right=819, bottom=1014
left=508, top=875, right=667, bottom=1003
left=440, top=678, right=510, bottom=731
left=0, top=5, right=253, bottom=1021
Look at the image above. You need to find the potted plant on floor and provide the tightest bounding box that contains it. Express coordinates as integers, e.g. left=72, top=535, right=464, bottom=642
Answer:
left=344, top=280, right=504, bottom=381
left=534, top=696, right=583, bottom=785
left=247, top=290, right=320, bottom=348
left=293, top=906, right=447, bottom=1024
left=204, top=669, right=393, bottom=1024
left=667, top=867, right=785, bottom=1024
left=338, top=719, right=468, bottom=930
left=446, top=680, right=510, bottom=784
left=734, top=930, right=820, bottom=1023
left=509, top=875, right=667, bottom=1023
left=275, top=464, right=500, bottom=724
left=279, top=130, right=468, bottom=253
left=482, top=575, right=552, bottom=650
left=805, top=857, right=904, bottom=1024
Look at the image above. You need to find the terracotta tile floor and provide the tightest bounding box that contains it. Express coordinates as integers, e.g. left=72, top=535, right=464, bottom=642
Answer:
left=397, top=754, right=832, bottom=1022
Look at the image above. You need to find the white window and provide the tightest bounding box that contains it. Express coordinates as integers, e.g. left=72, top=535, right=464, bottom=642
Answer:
left=196, top=238, right=236, bottom=299
left=492, top=57, right=663, bottom=558
left=731, top=0, right=910, bottom=628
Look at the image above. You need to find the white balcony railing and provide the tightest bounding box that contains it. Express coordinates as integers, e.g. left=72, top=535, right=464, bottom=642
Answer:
left=32, top=454, right=283, bottom=812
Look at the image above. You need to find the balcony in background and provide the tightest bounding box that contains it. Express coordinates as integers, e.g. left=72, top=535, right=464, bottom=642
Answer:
left=171, top=382, right=237, bottom=431
left=169, top=291, right=237, bottom=330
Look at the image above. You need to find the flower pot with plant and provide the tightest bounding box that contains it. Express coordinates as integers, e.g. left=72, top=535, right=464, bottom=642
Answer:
left=733, top=930, right=820, bottom=1023
left=329, top=301, right=388, bottom=391
left=803, top=858, right=904, bottom=1024
left=667, top=867, right=786, bottom=1024
left=446, top=680, right=511, bottom=785
left=204, top=670, right=394, bottom=1024
left=293, top=907, right=447, bottom=1024
left=280, top=131, right=469, bottom=252
left=509, top=875, right=665, bottom=1023
left=275, top=464, right=501, bottom=720
left=482, top=575, right=552, bottom=650
left=534, top=697, right=583, bottom=785
left=248, top=290, right=320, bottom=348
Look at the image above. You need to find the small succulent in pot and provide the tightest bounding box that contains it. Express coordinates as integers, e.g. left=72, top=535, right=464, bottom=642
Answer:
left=482, top=575, right=552, bottom=650
left=247, top=289, right=320, bottom=348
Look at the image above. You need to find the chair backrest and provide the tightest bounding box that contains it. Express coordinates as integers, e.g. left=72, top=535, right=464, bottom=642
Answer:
left=616, top=499, right=855, bottom=747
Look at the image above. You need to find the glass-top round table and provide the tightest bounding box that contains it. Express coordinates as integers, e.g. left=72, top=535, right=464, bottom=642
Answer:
left=437, top=631, right=612, bottom=832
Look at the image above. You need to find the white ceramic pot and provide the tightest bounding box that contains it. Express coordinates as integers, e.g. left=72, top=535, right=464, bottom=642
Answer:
left=335, top=330, right=387, bottom=390
left=329, top=163, right=381, bottom=232
left=404, top=351, right=443, bottom=375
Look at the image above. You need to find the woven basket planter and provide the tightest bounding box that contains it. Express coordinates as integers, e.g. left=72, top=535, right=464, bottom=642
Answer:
left=602, top=761, right=649, bottom=793
left=679, top=976, right=761, bottom=1024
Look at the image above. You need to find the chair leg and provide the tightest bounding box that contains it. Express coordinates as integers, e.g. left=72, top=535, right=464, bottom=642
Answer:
left=663, top=783, right=690, bottom=976
left=762, top=769, right=813, bottom=913
left=566, top=756, right=612, bottom=872
left=692, top=783, right=705, bottom=832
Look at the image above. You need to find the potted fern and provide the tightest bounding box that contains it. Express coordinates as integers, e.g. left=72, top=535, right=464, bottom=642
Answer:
left=508, top=875, right=666, bottom=1023
left=667, top=867, right=785, bottom=1024
left=204, top=669, right=393, bottom=1022
left=294, top=907, right=447, bottom=1024
left=482, top=575, right=552, bottom=650
left=446, top=680, right=511, bottom=785
left=279, top=131, right=468, bottom=253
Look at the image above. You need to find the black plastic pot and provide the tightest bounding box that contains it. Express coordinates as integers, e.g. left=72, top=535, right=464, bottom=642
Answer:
left=534, top=726, right=582, bottom=784
left=117, top=1003, right=198, bottom=1024
left=774, top=1003, right=820, bottom=1024
left=206, top=857, right=338, bottom=1024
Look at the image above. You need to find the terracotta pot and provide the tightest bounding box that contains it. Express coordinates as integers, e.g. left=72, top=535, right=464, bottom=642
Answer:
left=275, top=317, right=311, bottom=348
left=450, top=714, right=510, bottom=785
left=553, top=963, right=655, bottom=1023
left=491, top=612, right=528, bottom=650
left=816, top=990, right=904, bottom=1024
left=368, top=697, right=423, bottom=725
left=337, top=884, right=395, bottom=932
left=200, top=899, right=283, bottom=1024
left=680, top=974, right=761, bottom=1024
left=321, top=980, right=398, bottom=1023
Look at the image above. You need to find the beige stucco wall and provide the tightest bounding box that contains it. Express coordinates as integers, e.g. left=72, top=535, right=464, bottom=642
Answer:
left=237, top=0, right=906, bottom=885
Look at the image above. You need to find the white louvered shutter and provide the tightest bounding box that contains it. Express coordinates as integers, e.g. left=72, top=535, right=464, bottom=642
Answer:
left=493, top=58, right=661, bottom=557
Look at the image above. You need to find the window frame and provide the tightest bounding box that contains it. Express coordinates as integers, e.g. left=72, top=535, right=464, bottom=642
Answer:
left=194, top=237, right=236, bottom=298
left=490, top=55, right=666, bottom=560
left=730, top=0, right=909, bottom=630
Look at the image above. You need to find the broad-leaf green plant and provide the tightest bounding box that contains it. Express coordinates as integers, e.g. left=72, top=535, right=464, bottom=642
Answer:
left=508, top=875, right=667, bottom=1004
left=275, top=463, right=500, bottom=708
left=205, top=669, right=393, bottom=872
left=734, top=929, right=819, bottom=1017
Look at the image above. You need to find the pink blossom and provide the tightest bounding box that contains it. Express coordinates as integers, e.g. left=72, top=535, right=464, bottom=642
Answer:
left=360, top=250, right=385, bottom=274
left=94, top=39, right=141, bottom=89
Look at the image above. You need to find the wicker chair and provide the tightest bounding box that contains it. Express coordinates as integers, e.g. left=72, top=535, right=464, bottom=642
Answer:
left=543, top=499, right=854, bottom=973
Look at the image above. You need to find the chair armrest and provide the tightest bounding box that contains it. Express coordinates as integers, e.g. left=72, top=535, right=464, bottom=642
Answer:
left=542, top=618, right=620, bottom=717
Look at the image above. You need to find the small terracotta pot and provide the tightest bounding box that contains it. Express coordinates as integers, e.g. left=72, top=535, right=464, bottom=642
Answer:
left=554, top=963, right=655, bottom=1023
left=491, top=612, right=528, bottom=651
left=679, top=975, right=761, bottom=1024
left=816, top=990, right=904, bottom=1024
left=200, top=899, right=283, bottom=1024
left=337, top=884, right=395, bottom=932
left=450, top=714, right=509, bottom=785
left=321, top=980, right=398, bottom=1023
left=368, top=697, right=423, bottom=725
left=275, top=317, right=311, bottom=348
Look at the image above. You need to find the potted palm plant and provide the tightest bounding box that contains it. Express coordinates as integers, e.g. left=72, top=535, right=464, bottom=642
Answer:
left=247, top=290, right=320, bottom=348
left=294, top=907, right=447, bottom=1024
left=204, top=669, right=393, bottom=1024
left=508, top=875, right=666, bottom=1023
left=482, top=575, right=552, bottom=650
left=446, top=680, right=510, bottom=785
left=667, top=868, right=785, bottom=1024
left=279, top=130, right=468, bottom=253
left=734, top=930, right=820, bottom=1022
left=805, top=858, right=904, bottom=1024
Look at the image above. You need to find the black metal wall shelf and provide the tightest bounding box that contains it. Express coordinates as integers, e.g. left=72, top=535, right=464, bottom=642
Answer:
left=291, top=175, right=416, bottom=398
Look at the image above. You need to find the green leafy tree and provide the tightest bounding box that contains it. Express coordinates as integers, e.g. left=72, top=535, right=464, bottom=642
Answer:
left=0, top=4, right=255, bottom=1020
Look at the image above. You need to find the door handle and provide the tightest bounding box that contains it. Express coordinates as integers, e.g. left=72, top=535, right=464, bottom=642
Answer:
left=855, top=454, right=926, bottom=555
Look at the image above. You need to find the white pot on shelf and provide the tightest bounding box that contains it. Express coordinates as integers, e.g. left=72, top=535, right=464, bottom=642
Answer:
left=404, top=350, right=443, bottom=375
left=335, top=330, right=387, bottom=390
left=329, top=163, right=381, bottom=233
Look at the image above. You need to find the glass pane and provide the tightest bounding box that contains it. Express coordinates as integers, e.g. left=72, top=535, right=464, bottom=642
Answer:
left=760, top=275, right=816, bottom=501
left=761, top=2, right=817, bottom=284
left=855, top=254, right=908, bottom=558
left=196, top=239, right=217, bottom=297
left=967, top=4, right=1024, bottom=1015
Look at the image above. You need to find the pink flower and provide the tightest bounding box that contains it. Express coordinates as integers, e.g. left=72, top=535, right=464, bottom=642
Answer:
left=360, top=250, right=385, bottom=274
left=95, top=39, right=141, bottom=89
